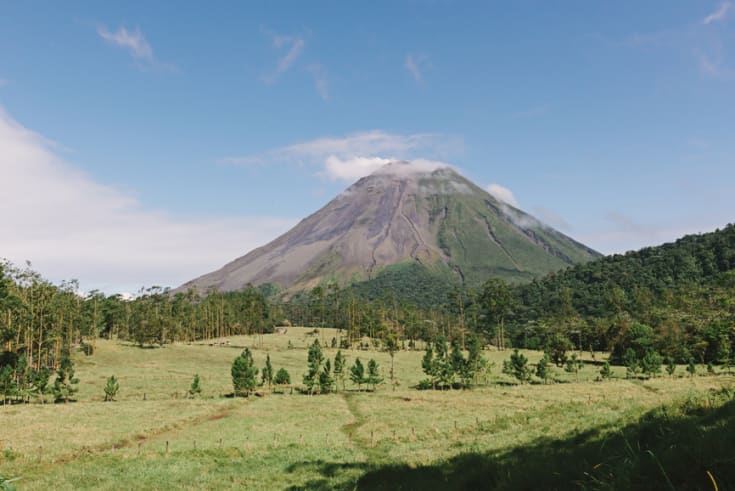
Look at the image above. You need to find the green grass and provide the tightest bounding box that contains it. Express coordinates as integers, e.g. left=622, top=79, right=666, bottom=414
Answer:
left=0, top=327, right=732, bottom=490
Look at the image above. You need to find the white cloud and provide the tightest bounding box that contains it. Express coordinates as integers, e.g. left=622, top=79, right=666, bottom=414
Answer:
left=404, top=53, right=430, bottom=83
left=223, top=130, right=463, bottom=181
left=0, top=107, right=295, bottom=293
left=531, top=206, right=572, bottom=231
left=308, top=64, right=329, bottom=100
left=486, top=183, right=518, bottom=207
left=703, top=2, right=732, bottom=25
left=263, top=31, right=305, bottom=83
left=97, top=25, right=170, bottom=70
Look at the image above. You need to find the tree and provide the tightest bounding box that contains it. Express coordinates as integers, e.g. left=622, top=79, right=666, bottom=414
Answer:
left=421, top=344, right=436, bottom=389
left=303, top=340, right=324, bottom=395
left=686, top=358, right=697, bottom=377
left=536, top=354, right=551, bottom=383
left=104, top=375, right=119, bottom=401
left=640, top=350, right=663, bottom=378
left=53, top=355, right=79, bottom=403
left=665, top=357, right=676, bottom=377
left=350, top=357, right=366, bottom=391
left=600, top=361, right=612, bottom=380
left=0, top=365, right=15, bottom=405
left=385, top=334, right=399, bottom=389
left=503, top=349, right=531, bottom=383
left=274, top=367, right=291, bottom=388
left=450, top=338, right=469, bottom=388
left=261, top=353, right=274, bottom=391
left=367, top=359, right=383, bottom=391
left=231, top=348, right=258, bottom=397
left=319, top=358, right=334, bottom=394
left=479, top=278, right=514, bottom=350
left=545, top=333, right=573, bottom=367
left=466, top=334, right=487, bottom=386
left=188, top=374, right=202, bottom=398
left=34, top=366, right=51, bottom=403
left=564, top=353, right=583, bottom=382
left=334, top=350, right=346, bottom=392
left=623, top=348, right=639, bottom=378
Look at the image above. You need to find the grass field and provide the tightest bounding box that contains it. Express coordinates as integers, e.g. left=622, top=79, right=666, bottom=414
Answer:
left=1, top=327, right=733, bottom=490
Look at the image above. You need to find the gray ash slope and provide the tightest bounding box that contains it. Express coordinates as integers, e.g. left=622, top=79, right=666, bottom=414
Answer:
left=178, top=162, right=600, bottom=293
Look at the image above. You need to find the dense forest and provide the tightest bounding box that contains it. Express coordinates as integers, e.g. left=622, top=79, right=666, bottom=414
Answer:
left=1, top=224, right=734, bottom=380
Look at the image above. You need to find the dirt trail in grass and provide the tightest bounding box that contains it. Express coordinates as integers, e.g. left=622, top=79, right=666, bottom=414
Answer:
left=340, top=393, right=382, bottom=461
left=50, top=402, right=236, bottom=465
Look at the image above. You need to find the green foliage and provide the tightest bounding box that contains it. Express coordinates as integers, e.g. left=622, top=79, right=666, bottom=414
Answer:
left=53, top=355, right=79, bottom=403
left=188, top=374, right=202, bottom=398
left=261, top=353, right=274, bottom=390
left=333, top=350, right=346, bottom=392
left=536, top=354, right=551, bottom=383
left=350, top=357, right=366, bottom=391
left=640, top=350, right=663, bottom=378
left=303, top=340, right=324, bottom=394
left=503, top=349, right=531, bottom=383
left=686, top=359, right=697, bottom=377
left=366, top=359, right=383, bottom=391
left=545, top=333, right=573, bottom=367
left=103, top=375, right=119, bottom=402
left=665, top=357, right=676, bottom=377
left=600, top=361, right=612, bottom=380
left=231, top=348, right=257, bottom=397
left=273, top=367, right=291, bottom=386
left=623, top=348, right=640, bottom=378
left=564, top=353, right=583, bottom=381
left=319, top=359, right=334, bottom=394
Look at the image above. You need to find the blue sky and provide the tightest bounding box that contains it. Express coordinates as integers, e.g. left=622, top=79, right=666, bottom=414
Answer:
left=1, top=1, right=734, bottom=293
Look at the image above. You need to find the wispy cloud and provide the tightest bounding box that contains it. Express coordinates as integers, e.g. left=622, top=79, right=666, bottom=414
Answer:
left=223, top=130, right=463, bottom=181
left=486, top=183, right=518, bottom=207
left=703, top=2, right=732, bottom=25
left=263, top=31, right=305, bottom=84
left=404, top=53, right=430, bottom=84
left=308, top=64, right=329, bottom=100
left=97, top=25, right=171, bottom=70
left=0, top=106, right=294, bottom=293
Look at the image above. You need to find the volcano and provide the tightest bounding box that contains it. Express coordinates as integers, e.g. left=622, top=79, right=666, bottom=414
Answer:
left=178, top=162, right=599, bottom=293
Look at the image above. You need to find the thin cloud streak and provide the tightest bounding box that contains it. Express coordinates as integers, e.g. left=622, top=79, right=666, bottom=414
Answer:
left=703, top=2, right=732, bottom=25
left=222, top=130, right=463, bottom=181
left=96, top=24, right=173, bottom=70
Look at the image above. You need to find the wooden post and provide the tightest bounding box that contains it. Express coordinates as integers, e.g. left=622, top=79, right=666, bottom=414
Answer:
left=370, top=430, right=375, bottom=448
left=219, top=438, right=223, bottom=449
left=299, top=434, right=304, bottom=445
left=137, top=443, right=142, bottom=456
left=165, top=441, right=169, bottom=456
left=411, top=427, right=416, bottom=438
left=38, top=446, right=43, bottom=463
left=143, top=393, right=146, bottom=401
left=454, top=420, right=458, bottom=432
left=193, top=440, right=197, bottom=450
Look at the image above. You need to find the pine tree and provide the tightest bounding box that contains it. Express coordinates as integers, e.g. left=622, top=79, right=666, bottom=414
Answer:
left=231, top=348, right=258, bottom=397
left=466, top=334, right=486, bottom=386
left=188, top=374, right=202, bottom=398
left=536, top=354, right=552, bottom=383
left=350, top=357, right=366, bottom=391
left=53, top=355, right=79, bottom=403
left=640, top=350, right=663, bottom=378
left=421, top=345, right=435, bottom=389
left=334, top=350, right=346, bottom=392
left=367, top=359, right=383, bottom=391
left=303, top=339, right=324, bottom=395
left=503, top=349, right=531, bottom=383
left=104, top=375, right=119, bottom=402
left=34, top=366, right=51, bottom=404
left=261, top=354, right=274, bottom=391
left=274, top=367, right=291, bottom=388
left=600, top=361, right=612, bottom=380
left=450, top=338, right=468, bottom=388
left=623, top=348, right=639, bottom=378
left=319, top=359, right=334, bottom=393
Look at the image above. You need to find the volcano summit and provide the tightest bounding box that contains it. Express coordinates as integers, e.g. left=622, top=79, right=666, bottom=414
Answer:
left=179, top=162, right=599, bottom=293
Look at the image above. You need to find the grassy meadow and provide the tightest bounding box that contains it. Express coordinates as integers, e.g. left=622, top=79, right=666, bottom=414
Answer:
left=1, top=327, right=734, bottom=490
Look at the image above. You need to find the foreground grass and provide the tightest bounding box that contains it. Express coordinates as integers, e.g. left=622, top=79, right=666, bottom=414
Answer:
left=1, top=328, right=733, bottom=489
